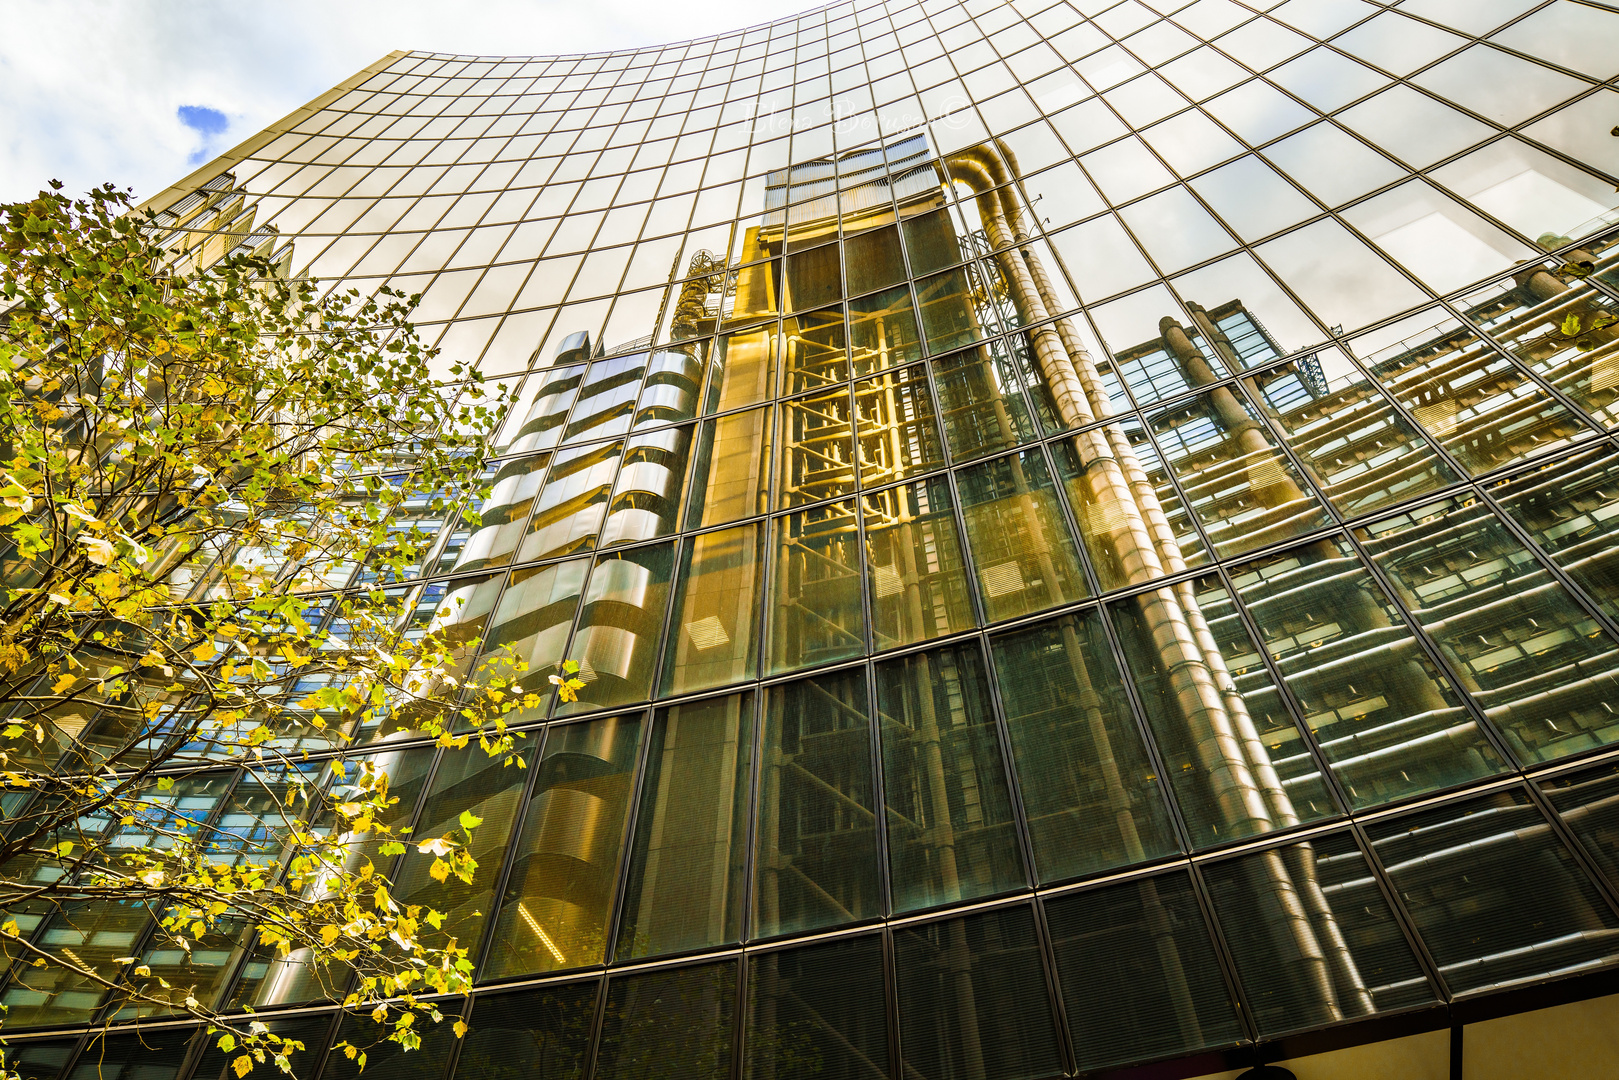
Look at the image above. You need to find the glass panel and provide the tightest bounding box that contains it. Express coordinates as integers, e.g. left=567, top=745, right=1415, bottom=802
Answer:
left=745, top=935, right=889, bottom=1080
left=237, top=749, right=435, bottom=1007
left=706, top=326, right=777, bottom=414
left=1358, top=496, right=1619, bottom=763
left=1142, top=108, right=1246, bottom=177
left=453, top=453, right=550, bottom=571
left=616, top=692, right=753, bottom=960
left=1248, top=351, right=1461, bottom=517
left=1078, top=139, right=1176, bottom=206
left=565, top=354, right=646, bottom=443
left=392, top=743, right=531, bottom=959
left=901, top=205, right=961, bottom=277
left=1392, top=0, right=1538, bottom=35
left=778, top=387, right=857, bottom=509
left=1148, top=388, right=1334, bottom=560
left=64, top=1030, right=194, bottom=1080
left=728, top=258, right=785, bottom=327
left=1365, top=788, right=1619, bottom=994
left=1412, top=44, right=1586, bottom=129
left=1189, top=155, right=1320, bottom=244
left=139, top=772, right=319, bottom=1016
left=1, top=777, right=231, bottom=1028
left=321, top=1005, right=461, bottom=1080
left=1478, top=274, right=1619, bottom=430
left=844, top=222, right=906, bottom=296
left=477, top=558, right=590, bottom=691
left=507, top=364, right=585, bottom=455
left=916, top=267, right=984, bottom=355
left=853, top=362, right=944, bottom=487
left=770, top=499, right=865, bottom=675
left=786, top=243, right=843, bottom=312
left=957, top=448, right=1088, bottom=621
left=781, top=306, right=849, bottom=396
left=1231, top=536, right=1505, bottom=808
left=192, top=1017, right=328, bottom=1080
left=602, top=425, right=694, bottom=547
left=1428, top=137, right=1618, bottom=248
left=1046, top=871, right=1244, bottom=1071
left=1491, top=0, right=1619, bottom=80
left=595, top=961, right=736, bottom=1080
left=1117, top=186, right=1239, bottom=274
left=930, top=344, right=1039, bottom=463
left=862, top=478, right=975, bottom=650
left=1351, top=307, right=1591, bottom=477
left=1256, top=219, right=1427, bottom=337
left=996, top=333, right=1064, bottom=435
left=663, top=523, right=764, bottom=696
left=1341, top=180, right=1537, bottom=296
left=991, top=610, right=1179, bottom=882
left=520, top=438, right=625, bottom=562
left=1202, top=830, right=1435, bottom=1036
left=849, top=284, right=923, bottom=376
left=755, top=669, right=880, bottom=939
left=1052, top=420, right=1210, bottom=590
left=1336, top=84, right=1493, bottom=171
left=1048, top=214, right=1159, bottom=300
left=893, top=906, right=1063, bottom=1080
left=1268, top=46, right=1390, bottom=113
left=563, top=543, right=675, bottom=714
left=1096, top=286, right=1199, bottom=406
left=484, top=714, right=642, bottom=979
left=4, top=1040, right=76, bottom=1080
left=1202, top=80, right=1315, bottom=147
left=877, top=641, right=1024, bottom=912
left=454, top=980, right=599, bottom=1079
left=633, top=345, right=704, bottom=430
left=1112, top=574, right=1336, bottom=849
left=1538, top=760, right=1619, bottom=892
left=686, top=406, right=772, bottom=529
left=1491, top=445, right=1619, bottom=622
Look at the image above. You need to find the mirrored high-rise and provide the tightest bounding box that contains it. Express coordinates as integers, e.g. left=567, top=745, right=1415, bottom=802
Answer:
left=13, top=0, right=1619, bottom=1076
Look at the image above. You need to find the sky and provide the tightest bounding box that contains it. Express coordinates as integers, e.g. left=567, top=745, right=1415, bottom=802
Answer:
left=0, top=0, right=819, bottom=205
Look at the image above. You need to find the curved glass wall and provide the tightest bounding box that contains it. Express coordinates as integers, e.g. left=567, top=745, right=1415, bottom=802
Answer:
left=12, top=0, right=1619, bottom=1075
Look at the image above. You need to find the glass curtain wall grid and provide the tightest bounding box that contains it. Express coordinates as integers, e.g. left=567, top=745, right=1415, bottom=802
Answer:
left=12, top=0, right=1619, bottom=1075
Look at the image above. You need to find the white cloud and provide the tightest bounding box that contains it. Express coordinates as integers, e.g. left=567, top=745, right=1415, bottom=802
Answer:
left=1, top=0, right=816, bottom=204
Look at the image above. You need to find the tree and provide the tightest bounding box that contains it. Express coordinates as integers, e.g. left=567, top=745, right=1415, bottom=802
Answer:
left=0, top=183, right=557, bottom=1076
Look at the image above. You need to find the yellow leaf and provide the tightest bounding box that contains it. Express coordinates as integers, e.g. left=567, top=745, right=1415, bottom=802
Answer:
left=232, top=1054, right=253, bottom=1078
left=0, top=642, right=27, bottom=675
left=193, top=641, right=218, bottom=663
left=320, top=924, right=341, bottom=946
left=78, top=535, right=116, bottom=565
left=51, top=674, right=76, bottom=694
left=428, top=859, right=449, bottom=883
left=453, top=1020, right=468, bottom=1039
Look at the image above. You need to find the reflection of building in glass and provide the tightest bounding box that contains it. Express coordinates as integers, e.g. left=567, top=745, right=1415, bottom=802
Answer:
left=13, top=0, right=1619, bottom=1076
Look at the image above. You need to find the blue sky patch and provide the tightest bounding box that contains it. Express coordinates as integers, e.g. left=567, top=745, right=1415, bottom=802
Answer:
left=179, top=105, right=228, bottom=163
left=178, top=105, right=228, bottom=136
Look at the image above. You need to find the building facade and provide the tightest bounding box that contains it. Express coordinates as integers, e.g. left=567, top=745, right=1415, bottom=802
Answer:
left=11, top=0, right=1619, bottom=1076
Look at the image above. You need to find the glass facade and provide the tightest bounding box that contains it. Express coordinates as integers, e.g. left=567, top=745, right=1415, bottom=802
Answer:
left=12, top=0, right=1619, bottom=1075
